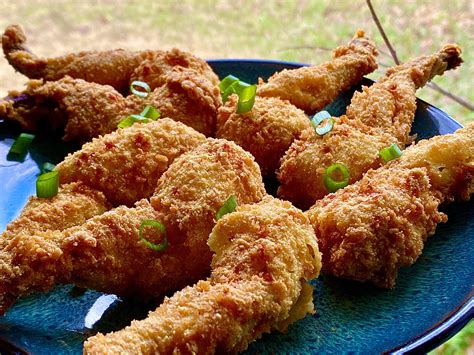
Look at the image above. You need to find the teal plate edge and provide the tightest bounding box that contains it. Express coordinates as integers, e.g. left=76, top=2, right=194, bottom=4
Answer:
left=0, top=59, right=472, bottom=354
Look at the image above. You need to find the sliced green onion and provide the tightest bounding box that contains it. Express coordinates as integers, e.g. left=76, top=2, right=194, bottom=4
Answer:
left=221, top=80, right=240, bottom=103
left=323, top=163, right=350, bottom=193
left=379, top=143, right=402, bottom=163
left=130, top=80, right=151, bottom=98
left=117, top=114, right=150, bottom=129
left=236, top=84, right=257, bottom=114
left=219, top=75, right=240, bottom=92
left=36, top=171, right=59, bottom=198
left=8, top=133, right=35, bottom=161
left=41, top=162, right=56, bottom=173
left=216, top=195, right=238, bottom=220
left=221, top=80, right=257, bottom=113
left=140, top=105, right=160, bottom=120
left=138, top=219, right=168, bottom=252
left=311, top=111, right=334, bottom=136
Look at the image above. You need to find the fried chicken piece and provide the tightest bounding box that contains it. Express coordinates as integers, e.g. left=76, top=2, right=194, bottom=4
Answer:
left=84, top=196, right=322, bottom=354
left=2, top=24, right=218, bottom=93
left=257, top=31, right=378, bottom=113
left=0, top=139, right=266, bottom=314
left=306, top=124, right=474, bottom=288
left=278, top=44, right=463, bottom=209
left=57, top=118, right=206, bottom=206
left=0, top=66, right=221, bottom=141
left=216, top=95, right=312, bottom=176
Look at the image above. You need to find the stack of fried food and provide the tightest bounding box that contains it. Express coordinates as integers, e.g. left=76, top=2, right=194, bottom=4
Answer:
left=0, top=24, right=472, bottom=353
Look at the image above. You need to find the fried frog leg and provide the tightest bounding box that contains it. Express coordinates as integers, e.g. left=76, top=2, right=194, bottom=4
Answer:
left=216, top=32, right=378, bottom=177
left=57, top=118, right=206, bottom=206
left=278, top=44, right=463, bottom=209
left=84, top=196, right=322, bottom=354
left=257, top=30, right=378, bottom=113
left=0, top=66, right=221, bottom=141
left=2, top=24, right=218, bottom=92
left=306, top=124, right=473, bottom=288
left=0, top=139, right=265, bottom=314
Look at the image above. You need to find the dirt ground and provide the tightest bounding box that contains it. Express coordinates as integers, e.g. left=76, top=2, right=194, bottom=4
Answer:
left=0, top=0, right=472, bottom=123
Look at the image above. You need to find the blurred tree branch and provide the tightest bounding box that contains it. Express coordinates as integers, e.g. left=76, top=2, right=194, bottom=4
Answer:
left=366, top=0, right=474, bottom=111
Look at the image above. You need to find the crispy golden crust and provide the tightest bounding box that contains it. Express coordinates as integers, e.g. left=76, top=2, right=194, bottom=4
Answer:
left=346, top=43, right=462, bottom=144
left=150, top=139, right=266, bottom=237
left=278, top=44, right=463, bottom=208
left=306, top=124, right=473, bottom=288
left=151, top=67, right=222, bottom=137
left=393, top=123, right=474, bottom=202
left=84, top=197, right=321, bottom=354
left=1, top=182, right=110, bottom=242
left=216, top=95, right=312, bottom=176
left=2, top=24, right=218, bottom=92
left=0, top=182, right=110, bottom=312
left=0, top=139, right=265, bottom=314
left=57, top=118, right=206, bottom=206
left=131, top=47, right=219, bottom=89
left=307, top=168, right=446, bottom=288
left=278, top=119, right=395, bottom=209
left=0, top=67, right=221, bottom=141
left=257, top=31, right=378, bottom=113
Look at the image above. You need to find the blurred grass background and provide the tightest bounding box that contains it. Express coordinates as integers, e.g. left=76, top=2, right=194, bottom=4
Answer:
left=0, top=0, right=472, bottom=123
left=0, top=0, right=472, bottom=353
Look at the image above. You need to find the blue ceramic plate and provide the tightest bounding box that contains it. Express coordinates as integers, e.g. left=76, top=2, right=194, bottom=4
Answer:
left=0, top=60, right=472, bottom=354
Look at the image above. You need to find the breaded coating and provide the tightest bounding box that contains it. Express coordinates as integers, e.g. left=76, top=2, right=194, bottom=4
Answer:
left=278, top=44, right=463, bottom=209
left=306, top=124, right=474, bottom=288
left=393, top=123, right=474, bottom=202
left=0, top=67, right=221, bottom=141
left=0, top=139, right=265, bottom=314
left=151, top=66, right=222, bottom=137
left=257, top=31, right=378, bottom=113
left=2, top=24, right=218, bottom=93
left=57, top=118, right=206, bottom=206
left=0, top=182, right=110, bottom=312
left=1, top=182, right=110, bottom=242
left=216, top=95, right=312, bottom=176
left=84, top=197, right=322, bottom=354
left=215, top=33, right=381, bottom=178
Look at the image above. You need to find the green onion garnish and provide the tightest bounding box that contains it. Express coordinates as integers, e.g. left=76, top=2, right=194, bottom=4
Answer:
left=323, top=163, right=350, bottom=193
left=219, top=75, right=240, bottom=93
left=138, top=219, right=168, bottom=252
left=236, top=84, right=257, bottom=114
left=8, top=133, right=35, bottom=161
left=117, top=114, right=150, bottom=129
left=379, top=143, right=402, bottom=163
left=221, top=80, right=239, bottom=103
left=130, top=81, right=151, bottom=98
left=140, top=105, right=160, bottom=120
left=118, top=105, right=160, bottom=129
left=216, top=195, right=237, bottom=220
left=220, top=76, right=257, bottom=114
left=36, top=171, right=59, bottom=198
left=41, top=162, right=56, bottom=174
left=311, top=111, right=334, bottom=136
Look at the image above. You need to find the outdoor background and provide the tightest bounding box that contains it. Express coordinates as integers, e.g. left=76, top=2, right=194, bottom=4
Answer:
left=0, top=0, right=472, bottom=353
left=0, top=0, right=472, bottom=123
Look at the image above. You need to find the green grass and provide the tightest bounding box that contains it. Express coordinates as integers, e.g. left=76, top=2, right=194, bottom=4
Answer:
left=0, top=1, right=472, bottom=352
left=431, top=321, right=474, bottom=355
